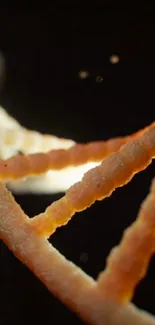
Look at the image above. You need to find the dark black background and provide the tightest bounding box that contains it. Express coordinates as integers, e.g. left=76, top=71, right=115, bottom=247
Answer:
left=0, top=3, right=155, bottom=324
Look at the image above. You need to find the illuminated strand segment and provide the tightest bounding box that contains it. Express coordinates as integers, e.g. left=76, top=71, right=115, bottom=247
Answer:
left=0, top=183, right=155, bottom=324
left=0, top=106, right=75, bottom=156
left=31, top=125, right=155, bottom=237
left=97, top=178, right=155, bottom=302
left=0, top=122, right=153, bottom=181
left=0, top=127, right=74, bottom=158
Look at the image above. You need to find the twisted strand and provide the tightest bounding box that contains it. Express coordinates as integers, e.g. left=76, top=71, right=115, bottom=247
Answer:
left=31, top=124, right=155, bottom=237
left=1, top=107, right=155, bottom=323
left=0, top=183, right=155, bottom=324
left=0, top=123, right=153, bottom=182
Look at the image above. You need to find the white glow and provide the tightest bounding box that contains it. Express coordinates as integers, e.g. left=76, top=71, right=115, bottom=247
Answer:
left=0, top=107, right=102, bottom=194
left=7, top=161, right=101, bottom=194
left=0, top=106, right=21, bottom=129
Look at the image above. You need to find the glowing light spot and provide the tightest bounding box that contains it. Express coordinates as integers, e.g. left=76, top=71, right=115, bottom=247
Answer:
left=78, top=70, right=89, bottom=79
left=110, top=54, right=120, bottom=64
